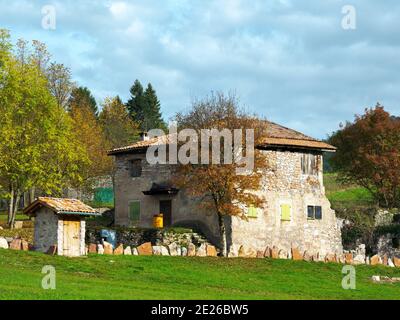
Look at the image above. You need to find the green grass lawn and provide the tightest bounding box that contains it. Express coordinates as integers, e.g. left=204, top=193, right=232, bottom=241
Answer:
left=1, top=250, right=400, bottom=300
left=0, top=213, right=30, bottom=221
left=324, top=173, right=374, bottom=208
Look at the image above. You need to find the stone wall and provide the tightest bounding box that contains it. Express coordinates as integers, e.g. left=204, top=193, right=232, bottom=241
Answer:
left=114, top=153, right=221, bottom=244
left=376, top=234, right=400, bottom=257
left=86, top=227, right=210, bottom=249
left=34, top=207, right=59, bottom=253
left=113, top=149, right=342, bottom=256
left=229, top=150, right=342, bottom=256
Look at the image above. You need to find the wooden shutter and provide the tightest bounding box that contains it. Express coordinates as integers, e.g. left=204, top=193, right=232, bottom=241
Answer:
left=247, top=205, right=258, bottom=218
left=280, top=204, right=291, bottom=221
left=130, top=159, right=142, bottom=177
left=129, top=201, right=140, bottom=223
left=301, top=154, right=318, bottom=175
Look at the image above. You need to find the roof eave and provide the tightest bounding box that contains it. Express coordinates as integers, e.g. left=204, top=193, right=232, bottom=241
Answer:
left=258, top=144, right=336, bottom=152
left=57, top=211, right=101, bottom=216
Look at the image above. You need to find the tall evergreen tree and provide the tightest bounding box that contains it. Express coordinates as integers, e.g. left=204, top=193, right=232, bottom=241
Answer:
left=68, top=86, right=98, bottom=117
left=126, top=79, right=166, bottom=131
left=144, top=83, right=167, bottom=131
left=126, top=80, right=145, bottom=127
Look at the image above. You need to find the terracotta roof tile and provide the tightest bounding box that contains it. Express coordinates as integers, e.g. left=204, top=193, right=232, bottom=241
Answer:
left=108, top=121, right=335, bottom=154
left=24, top=197, right=100, bottom=216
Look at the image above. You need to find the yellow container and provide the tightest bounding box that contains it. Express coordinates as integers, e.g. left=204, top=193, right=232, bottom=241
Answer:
left=153, top=214, right=164, bottom=228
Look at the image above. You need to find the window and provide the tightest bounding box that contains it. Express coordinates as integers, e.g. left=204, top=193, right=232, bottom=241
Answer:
left=247, top=205, right=258, bottom=218
left=130, top=159, right=142, bottom=177
left=307, top=205, right=322, bottom=220
left=301, top=154, right=318, bottom=175
left=129, top=201, right=140, bottom=223
left=280, top=204, right=291, bottom=221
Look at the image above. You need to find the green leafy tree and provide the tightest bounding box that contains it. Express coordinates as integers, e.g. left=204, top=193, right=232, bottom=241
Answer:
left=47, top=62, right=75, bottom=109
left=0, top=31, right=87, bottom=228
left=69, top=86, right=98, bottom=117
left=99, top=96, right=139, bottom=148
left=126, top=79, right=166, bottom=131
left=13, top=38, right=75, bottom=111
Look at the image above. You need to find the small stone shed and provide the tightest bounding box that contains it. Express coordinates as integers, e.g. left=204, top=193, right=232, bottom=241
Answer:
left=23, top=197, right=100, bottom=257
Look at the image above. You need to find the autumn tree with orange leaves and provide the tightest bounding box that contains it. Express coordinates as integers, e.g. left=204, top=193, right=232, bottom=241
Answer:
left=69, top=101, right=112, bottom=191
left=173, top=93, right=268, bottom=256
left=329, top=105, right=400, bottom=208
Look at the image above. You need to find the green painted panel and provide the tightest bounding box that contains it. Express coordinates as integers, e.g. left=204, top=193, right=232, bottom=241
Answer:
left=129, top=201, right=140, bottom=222
left=94, top=188, right=114, bottom=204
left=281, top=204, right=291, bottom=221
left=247, top=205, right=258, bottom=218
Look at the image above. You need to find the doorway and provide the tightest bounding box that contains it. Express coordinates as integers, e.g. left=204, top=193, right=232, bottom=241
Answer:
left=63, top=219, right=81, bottom=257
left=159, top=200, right=172, bottom=227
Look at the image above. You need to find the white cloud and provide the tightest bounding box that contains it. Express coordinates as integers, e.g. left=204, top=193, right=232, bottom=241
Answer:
left=109, top=1, right=128, bottom=17
left=1, top=0, right=400, bottom=138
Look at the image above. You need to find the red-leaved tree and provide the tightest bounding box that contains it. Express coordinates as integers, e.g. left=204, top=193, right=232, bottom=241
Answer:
left=329, top=104, right=400, bottom=208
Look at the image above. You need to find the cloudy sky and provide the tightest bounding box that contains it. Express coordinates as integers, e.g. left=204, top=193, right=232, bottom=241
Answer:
left=1, top=0, right=399, bottom=139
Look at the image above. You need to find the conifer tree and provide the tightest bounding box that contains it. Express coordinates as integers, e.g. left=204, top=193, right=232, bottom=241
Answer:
left=126, top=79, right=167, bottom=131
left=69, top=86, right=98, bottom=117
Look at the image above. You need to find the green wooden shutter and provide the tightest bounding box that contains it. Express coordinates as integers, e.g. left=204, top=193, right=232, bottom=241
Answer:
left=129, top=201, right=140, bottom=223
left=281, top=204, right=291, bottom=221
left=247, top=205, right=258, bottom=218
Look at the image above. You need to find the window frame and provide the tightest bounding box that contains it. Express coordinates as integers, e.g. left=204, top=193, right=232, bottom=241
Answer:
left=307, top=205, right=322, bottom=220
left=130, top=159, right=142, bottom=177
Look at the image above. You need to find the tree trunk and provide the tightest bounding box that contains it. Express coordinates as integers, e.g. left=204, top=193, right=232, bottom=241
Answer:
left=218, top=213, right=227, bottom=257
left=29, top=187, right=35, bottom=204
left=10, top=190, right=20, bottom=229
left=7, top=186, right=14, bottom=226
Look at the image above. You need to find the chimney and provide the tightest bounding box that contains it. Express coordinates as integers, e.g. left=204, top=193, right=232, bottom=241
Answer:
left=139, top=131, right=149, bottom=141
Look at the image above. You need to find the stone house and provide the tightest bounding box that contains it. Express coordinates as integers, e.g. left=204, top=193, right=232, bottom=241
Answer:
left=108, top=121, right=343, bottom=256
left=24, top=197, right=99, bottom=257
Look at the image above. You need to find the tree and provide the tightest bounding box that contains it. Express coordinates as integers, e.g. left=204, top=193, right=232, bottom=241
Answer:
left=14, top=39, right=75, bottom=110
left=126, top=79, right=166, bottom=131
left=69, top=86, right=98, bottom=117
left=126, top=79, right=144, bottom=123
left=143, top=83, right=167, bottom=131
left=0, top=31, right=87, bottom=228
left=328, top=105, right=400, bottom=208
left=99, top=96, right=139, bottom=148
left=47, top=62, right=75, bottom=109
left=172, top=92, right=268, bottom=256
left=69, top=101, right=112, bottom=190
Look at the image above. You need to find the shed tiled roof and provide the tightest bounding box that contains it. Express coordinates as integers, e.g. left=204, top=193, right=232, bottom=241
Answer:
left=108, top=121, right=336, bottom=155
left=259, top=121, right=336, bottom=151
left=23, top=197, right=100, bottom=216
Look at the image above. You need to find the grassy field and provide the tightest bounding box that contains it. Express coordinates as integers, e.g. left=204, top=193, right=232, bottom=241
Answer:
left=324, top=173, right=374, bottom=208
left=0, top=249, right=400, bottom=300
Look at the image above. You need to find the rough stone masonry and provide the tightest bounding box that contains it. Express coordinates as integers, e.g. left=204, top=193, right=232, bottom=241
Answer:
left=109, top=121, right=343, bottom=257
